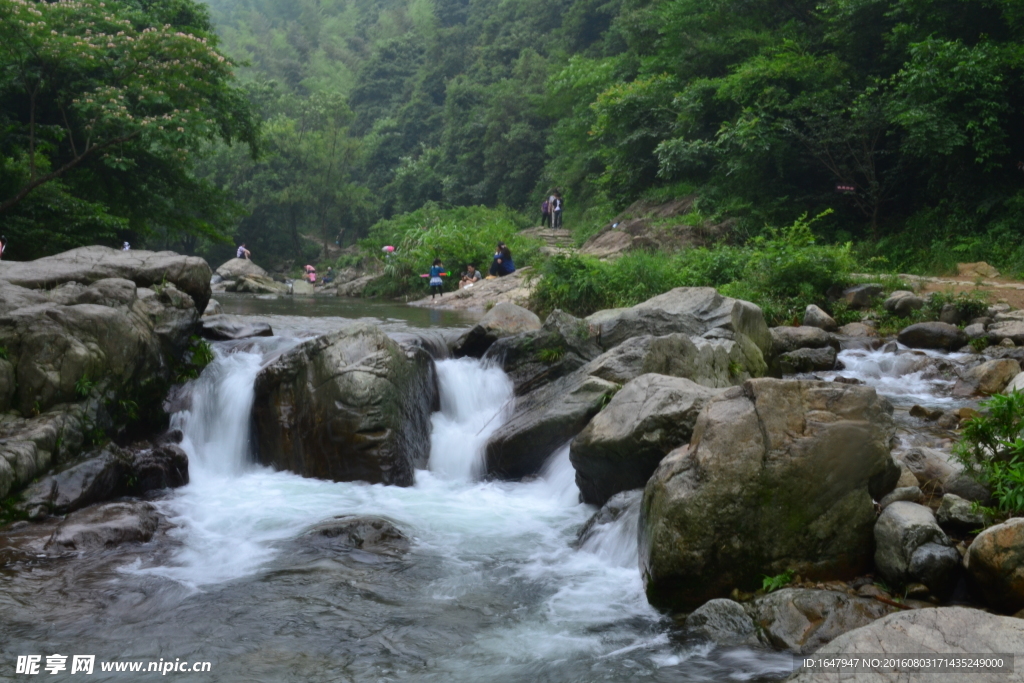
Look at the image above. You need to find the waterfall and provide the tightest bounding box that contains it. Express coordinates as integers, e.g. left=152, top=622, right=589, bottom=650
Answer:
left=428, top=358, right=514, bottom=481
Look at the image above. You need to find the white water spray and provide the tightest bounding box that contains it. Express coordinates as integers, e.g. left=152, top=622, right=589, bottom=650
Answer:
left=428, top=358, right=514, bottom=481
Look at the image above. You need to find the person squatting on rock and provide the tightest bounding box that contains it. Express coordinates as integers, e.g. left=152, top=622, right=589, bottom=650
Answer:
left=489, top=242, right=516, bottom=277
left=460, top=264, right=482, bottom=289
left=237, top=243, right=251, bottom=260
left=428, top=259, right=445, bottom=298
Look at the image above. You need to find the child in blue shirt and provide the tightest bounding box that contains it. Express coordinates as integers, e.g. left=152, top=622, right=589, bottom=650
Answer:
left=429, top=259, right=445, bottom=298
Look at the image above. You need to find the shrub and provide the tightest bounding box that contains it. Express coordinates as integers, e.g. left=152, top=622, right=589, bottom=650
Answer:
left=360, top=203, right=539, bottom=297
left=954, top=391, right=1024, bottom=517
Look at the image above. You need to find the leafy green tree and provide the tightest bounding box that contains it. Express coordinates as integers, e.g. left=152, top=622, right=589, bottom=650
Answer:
left=0, top=0, right=258, bottom=257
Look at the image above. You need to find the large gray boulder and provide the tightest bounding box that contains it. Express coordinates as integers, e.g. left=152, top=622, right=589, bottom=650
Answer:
left=585, top=287, right=772, bottom=362
left=802, top=304, right=838, bottom=332
left=936, top=493, right=986, bottom=534
left=569, top=374, right=722, bottom=505
left=964, top=517, right=1024, bottom=613
left=770, top=326, right=837, bottom=356
left=640, top=378, right=897, bottom=611
left=214, top=257, right=269, bottom=282
left=0, top=246, right=211, bottom=312
left=485, top=371, right=619, bottom=479
left=883, top=290, right=925, bottom=317
left=587, top=332, right=765, bottom=387
left=484, top=310, right=603, bottom=395
left=454, top=302, right=541, bottom=358
left=952, top=358, right=1021, bottom=397
left=786, top=608, right=1024, bottom=683
left=0, top=256, right=204, bottom=501
left=776, top=347, right=837, bottom=374
left=897, top=322, right=968, bottom=351
left=747, top=588, right=897, bottom=654
left=988, top=319, right=1024, bottom=346
left=897, top=447, right=990, bottom=501
left=874, top=501, right=960, bottom=599
left=683, top=599, right=760, bottom=647
left=252, top=322, right=437, bottom=487
left=45, top=501, right=161, bottom=552
left=200, top=314, right=274, bottom=341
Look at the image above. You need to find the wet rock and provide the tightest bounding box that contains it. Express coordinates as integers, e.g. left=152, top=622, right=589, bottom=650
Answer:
left=1005, top=371, right=1024, bottom=393
left=203, top=298, right=222, bottom=316
left=585, top=287, right=772, bottom=363
left=936, top=493, right=986, bottom=534
left=832, top=376, right=863, bottom=385
left=215, top=258, right=269, bottom=282
left=747, top=588, right=897, bottom=654
left=802, top=305, right=837, bottom=332
left=17, top=448, right=128, bottom=518
left=897, top=447, right=957, bottom=492
left=964, top=517, right=1024, bottom=613
left=874, top=501, right=960, bottom=599
left=896, top=463, right=919, bottom=489
left=883, top=291, right=925, bottom=318
left=776, top=347, right=837, bottom=374
left=936, top=412, right=961, bottom=430
left=770, top=326, right=837, bottom=355
left=128, top=443, right=189, bottom=493
left=252, top=322, right=438, bottom=487
left=577, top=489, right=642, bottom=545
left=485, top=372, right=618, bottom=479
left=454, top=302, right=542, bottom=358
left=909, top=404, right=943, bottom=421
left=988, top=320, right=1024, bottom=346
left=569, top=374, right=721, bottom=505
left=484, top=310, right=602, bottom=395
left=843, top=284, right=883, bottom=310
left=639, top=379, right=896, bottom=611
left=952, top=359, right=1021, bottom=397
left=879, top=486, right=922, bottom=509
left=836, top=322, right=878, bottom=338
left=233, top=274, right=289, bottom=295
left=964, top=323, right=988, bottom=340
left=789, top=607, right=1023, bottom=683
left=45, top=502, right=160, bottom=552
left=897, top=322, right=968, bottom=351
left=684, top=599, right=759, bottom=647
left=200, top=314, right=274, bottom=341
left=296, top=515, right=409, bottom=555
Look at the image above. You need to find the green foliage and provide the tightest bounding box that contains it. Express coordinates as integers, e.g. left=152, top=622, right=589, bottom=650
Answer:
left=954, top=392, right=1024, bottom=517
left=175, top=335, right=215, bottom=382
left=531, top=212, right=856, bottom=324
left=970, top=336, right=991, bottom=353
left=0, top=346, right=8, bottom=360
left=923, top=291, right=989, bottom=322
left=537, top=346, right=567, bottom=364
left=362, top=204, right=539, bottom=297
left=0, top=0, right=259, bottom=257
left=761, top=570, right=795, bottom=593
left=74, top=375, right=96, bottom=399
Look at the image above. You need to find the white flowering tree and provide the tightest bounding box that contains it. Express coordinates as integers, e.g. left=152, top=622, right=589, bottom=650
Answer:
left=0, top=0, right=258, bottom=250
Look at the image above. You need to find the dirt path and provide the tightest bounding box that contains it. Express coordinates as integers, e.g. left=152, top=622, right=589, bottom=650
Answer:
left=899, top=273, right=1024, bottom=310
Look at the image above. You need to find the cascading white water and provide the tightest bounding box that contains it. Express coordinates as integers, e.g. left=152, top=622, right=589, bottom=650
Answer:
left=828, top=346, right=971, bottom=404
left=109, top=347, right=795, bottom=680
left=428, top=358, right=513, bottom=480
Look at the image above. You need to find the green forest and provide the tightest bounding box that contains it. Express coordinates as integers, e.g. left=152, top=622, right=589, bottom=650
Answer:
left=3, top=0, right=1024, bottom=282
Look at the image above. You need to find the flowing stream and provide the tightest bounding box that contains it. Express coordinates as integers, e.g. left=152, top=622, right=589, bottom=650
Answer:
left=0, top=335, right=795, bottom=682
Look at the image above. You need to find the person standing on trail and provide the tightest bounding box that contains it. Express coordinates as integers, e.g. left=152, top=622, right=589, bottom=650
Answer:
left=553, top=192, right=564, bottom=229
left=541, top=197, right=551, bottom=228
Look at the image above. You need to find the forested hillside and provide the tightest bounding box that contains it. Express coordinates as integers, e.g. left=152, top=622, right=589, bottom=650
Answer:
left=3, top=0, right=1024, bottom=272
left=197, top=0, right=1024, bottom=271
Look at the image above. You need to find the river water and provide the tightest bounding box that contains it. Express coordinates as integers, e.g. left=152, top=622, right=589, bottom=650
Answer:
left=0, top=304, right=974, bottom=682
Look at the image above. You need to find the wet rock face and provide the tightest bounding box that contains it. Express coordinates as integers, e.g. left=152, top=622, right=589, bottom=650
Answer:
left=639, top=378, right=897, bottom=612
left=683, top=599, right=760, bottom=647
left=453, top=302, right=541, bottom=358
left=897, top=322, right=968, bottom=351
left=294, top=516, right=410, bottom=556
left=569, top=374, right=721, bottom=506
left=576, top=489, right=642, bottom=546
left=200, top=315, right=274, bottom=341
left=787, top=607, right=1024, bottom=683
left=747, top=588, right=897, bottom=654
left=252, top=322, right=438, bottom=487
left=874, top=502, right=960, bottom=600
left=45, top=502, right=161, bottom=552
left=964, top=517, right=1024, bottom=613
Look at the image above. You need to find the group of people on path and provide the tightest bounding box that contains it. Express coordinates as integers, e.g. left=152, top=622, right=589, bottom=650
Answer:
left=426, top=241, right=516, bottom=299
left=541, top=191, right=564, bottom=229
